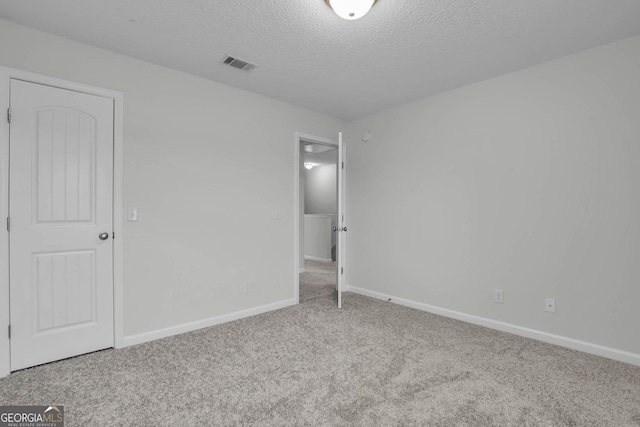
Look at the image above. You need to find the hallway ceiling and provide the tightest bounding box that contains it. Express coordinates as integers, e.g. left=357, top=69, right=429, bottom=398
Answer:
left=1, top=0, right=639, bottom=120
left=304, top=143, right=337, bottom=168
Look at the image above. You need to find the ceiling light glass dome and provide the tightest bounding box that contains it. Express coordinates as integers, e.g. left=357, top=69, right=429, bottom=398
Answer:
left=326, top=0, right=377, bottom=20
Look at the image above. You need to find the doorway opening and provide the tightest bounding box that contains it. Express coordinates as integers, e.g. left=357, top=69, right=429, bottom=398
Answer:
left=300, top=140, right=338, bottom=303
left=293, top=132, right=346, bottom=308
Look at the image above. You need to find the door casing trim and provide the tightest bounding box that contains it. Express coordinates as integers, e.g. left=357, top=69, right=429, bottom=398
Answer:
left=0, top=66, right=124, bottom=377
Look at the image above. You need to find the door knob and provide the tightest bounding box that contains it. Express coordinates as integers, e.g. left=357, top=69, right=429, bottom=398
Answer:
left=99, top=232, right=109, bottom=240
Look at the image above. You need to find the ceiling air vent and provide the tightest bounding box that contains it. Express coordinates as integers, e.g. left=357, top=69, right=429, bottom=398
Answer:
left=223, top=56, right=257, bottom=72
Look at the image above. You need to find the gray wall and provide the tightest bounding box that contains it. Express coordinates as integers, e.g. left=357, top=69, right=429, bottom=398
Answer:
left=0, top=19, right=345, bottom=340
left=304, top=163, right=338, bottom=247
left=346, top=34, right=640, bottom=356
left=3, top=16, right=640, bottom=365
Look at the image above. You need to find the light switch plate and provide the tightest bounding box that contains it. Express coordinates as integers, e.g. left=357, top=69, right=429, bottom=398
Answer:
left=128, top=207, right=138, bottom=222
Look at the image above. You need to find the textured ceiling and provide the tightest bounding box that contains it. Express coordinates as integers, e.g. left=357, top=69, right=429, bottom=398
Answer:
left=1, top=0, right=640, bottom=120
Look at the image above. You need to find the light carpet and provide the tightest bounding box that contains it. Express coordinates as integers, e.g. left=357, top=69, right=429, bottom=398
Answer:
left=299, top=259, right=337, bottom=303
left=1, top=270, right=639, bottom=425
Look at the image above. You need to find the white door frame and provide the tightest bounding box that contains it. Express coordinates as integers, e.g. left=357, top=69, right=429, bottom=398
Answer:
left=0, top=66, right=124, bottom=377
left=293, top=131, right=341, bottom=303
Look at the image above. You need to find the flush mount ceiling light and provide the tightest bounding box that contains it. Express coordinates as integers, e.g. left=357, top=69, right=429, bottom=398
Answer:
left=325, top=0, right=377, bottom=20
left=304, top=163, right=314, bottom=169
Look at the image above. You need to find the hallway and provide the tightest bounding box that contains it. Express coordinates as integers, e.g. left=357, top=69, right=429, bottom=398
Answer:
left=299, top=260, right=336, bottom=303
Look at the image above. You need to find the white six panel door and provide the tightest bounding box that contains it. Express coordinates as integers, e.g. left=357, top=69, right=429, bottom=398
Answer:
left=9, top=79, right=114, bottom=370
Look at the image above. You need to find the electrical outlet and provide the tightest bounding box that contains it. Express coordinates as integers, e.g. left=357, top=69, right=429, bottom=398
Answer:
left=545, top=298, right=556, bottom=313
left=244, top=281, right=251, bottom=293
left=494, top=289, right=504, bottom=304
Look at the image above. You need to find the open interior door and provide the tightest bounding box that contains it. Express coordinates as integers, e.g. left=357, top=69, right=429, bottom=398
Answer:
left=336, top=132, right=347, bottom=308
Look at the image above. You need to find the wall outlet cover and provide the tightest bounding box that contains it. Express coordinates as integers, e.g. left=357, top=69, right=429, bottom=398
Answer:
left=545, top=298, right=556, bottom=313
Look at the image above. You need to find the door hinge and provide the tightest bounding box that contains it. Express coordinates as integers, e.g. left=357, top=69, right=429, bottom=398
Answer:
left=6, top=217, right=9, bottom=232
left=6, top=108, right=10, bottom=124
left=7, top=325, right=10, bottom=339
left=341, top=267, right=344, bottom=274
left=112, top=232, right=115, bottom=239
left=342, top=162, right=344, bottom=170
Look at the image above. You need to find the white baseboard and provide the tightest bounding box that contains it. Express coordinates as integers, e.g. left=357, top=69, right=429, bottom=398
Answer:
left=304, top=255, right=332, bottom=263
left=347, top=285, right=640, bottom=367
left=121, top=298, right=297, bottom=348
left=299, top=268, right=306, bottom=273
